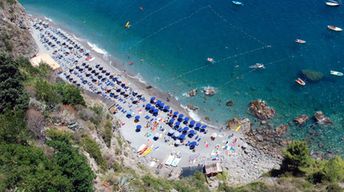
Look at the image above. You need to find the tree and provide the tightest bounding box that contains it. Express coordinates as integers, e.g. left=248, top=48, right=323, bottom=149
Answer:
left=0, top=111, right=28, bottom=144
left=323, top=156, right=344, bottom=183
left=280, top=141, right=313, bottom=176
left=34, top=79, right=61, bottom=105
left=0, top=54, right=28, bottom=113
left=55, top=83, right=85, bottom=106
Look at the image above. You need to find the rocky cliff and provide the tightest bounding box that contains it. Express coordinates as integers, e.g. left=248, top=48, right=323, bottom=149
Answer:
left=0, top=0, right=37, bottom=58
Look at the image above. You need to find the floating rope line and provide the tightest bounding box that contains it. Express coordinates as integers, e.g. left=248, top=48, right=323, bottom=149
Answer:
left=208, top=5, right=268, bottom=47
left=221, top=56, right=291, bottom=87
left=128, top=5, right=210, bottom=50
left=132, top=0, right=178, bottom=27
left=164, top=45, right=270, bottom=83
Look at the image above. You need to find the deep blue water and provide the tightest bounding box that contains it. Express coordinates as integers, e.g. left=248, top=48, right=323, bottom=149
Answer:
left=20, top=0, right=344, bottom=155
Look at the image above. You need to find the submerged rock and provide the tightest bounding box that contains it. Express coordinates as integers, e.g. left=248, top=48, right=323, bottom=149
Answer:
left=301, top=69, right=324, bottom=82
left=314, top=111, right=332, bottom=125
left=248, top=99, right=275, bottom=120
left=203, top=86, right=216, bottom=96
left=187, top=89, right=197, bottom=97
left=293, top=114, right=309, bottom=125
left=187, top=104, right=198, bottom=111
left=225, top=100, right=234, bottom=107
left=275, top=124, right=288, bottom=137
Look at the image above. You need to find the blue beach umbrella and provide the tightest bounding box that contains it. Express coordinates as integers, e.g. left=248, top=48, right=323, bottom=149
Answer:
left=135, top=125, right=142, bottom=132
left=150, top=96, right=156, bottom=104
left=153, top=109, right=159, bottom=116
left=173, top=111, right=179, bottom=117
left=145, top=103, right=151, bottom=110
left=177, top=114, right=184, bottom=122
left=183, top=117, right=189, bottom=124
left=174, top=121, right=180, bottom=129
left=200, top=125, right=207, bottom=132
left=189, top=120, right=195, bottom=128
left=178, top=134, right=186, bottom=141
left=188, top=130, right=196, bottom=138
left=163, top=105, right=170, bottom=112
left=182, top=127, right=189, bottom=133
left=168, top=119, right=174, bottom=126
left=135, top=115, right=140, bottom=121
left=195, top=122, right=201, bottom=130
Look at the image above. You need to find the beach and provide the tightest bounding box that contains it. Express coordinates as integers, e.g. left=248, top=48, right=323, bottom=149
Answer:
left=28, top=16, right=282, bottom=184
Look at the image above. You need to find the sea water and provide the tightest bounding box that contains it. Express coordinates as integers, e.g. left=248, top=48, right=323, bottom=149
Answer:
left=20, top=0, right=344, bottom=155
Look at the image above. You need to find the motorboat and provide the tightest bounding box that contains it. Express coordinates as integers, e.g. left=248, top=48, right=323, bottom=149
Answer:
left=325, top=0, right=340, bottom=7
left=330, top=70, right=343, bottom=76
left=327, top=25, right=343, bottom=32
left=124, top=21, right=131, bottom=29
left=207, top=57, right=215, bottom=63
left=232, top=1, right=244, bottom=6
left=249, top=63, right=265, bottom=69
left=295, top=78, right=306, bottom=86
left=295, top=39, right=306, bottom=44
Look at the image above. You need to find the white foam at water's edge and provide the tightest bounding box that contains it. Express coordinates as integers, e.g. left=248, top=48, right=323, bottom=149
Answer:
left=44, top=16, right=53, bottom=22
left=127, top=73, right=147, bottom=85
left=87, top=42, right=108, bottom=56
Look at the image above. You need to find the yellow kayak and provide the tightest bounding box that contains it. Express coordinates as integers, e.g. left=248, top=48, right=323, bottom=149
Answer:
left=142, top=147, right=152, bottom=157
left=235, top=125, right=241, bottom=132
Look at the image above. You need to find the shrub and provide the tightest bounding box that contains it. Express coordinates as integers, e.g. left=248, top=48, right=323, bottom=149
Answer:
left=280, top=141, right=314, bottom=176
left=80, top=135, right=107, bottom=170
left=55, top=83, right=85, bottom=106
left=323, top=156, right=344, bottom=183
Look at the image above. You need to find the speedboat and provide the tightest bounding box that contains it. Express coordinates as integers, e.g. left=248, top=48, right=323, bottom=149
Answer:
left=295, top=39, right=306, bottom=44
left=232, top=1, right=244, bottom=5
left=325, top=0, right=340, bottom=7
left=249, top=63, right=265, bottom=69
left=207, top=57, right=215, bottom=63
left=327, top=25, right=343, bottom=32
left=295, top=78, right=306, bottom=86
left=330, top=70, right=343, bottom=77
left=124, top=21, right=131, bottom=29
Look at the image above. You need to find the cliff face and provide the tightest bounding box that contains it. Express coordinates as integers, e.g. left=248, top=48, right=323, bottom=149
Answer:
left=0, top=0, right=37, bottom=58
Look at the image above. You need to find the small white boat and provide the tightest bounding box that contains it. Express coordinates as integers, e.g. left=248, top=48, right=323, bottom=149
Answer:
left=325, top=0, right=340, bottom=7
left=330, top=70, right=344, bottom=76
left=249, top=63, right=265, bottom=69
left=327, top=25, right=343, bottom=32
left=124, top=21, right=131, bottom=29
left=295, top=78, right=306, bottom=86
left=207, top=57, right=215, bottom=63
left=232, top=1, right=244, bottom=6
left=295, top=39, right=306, bottom=44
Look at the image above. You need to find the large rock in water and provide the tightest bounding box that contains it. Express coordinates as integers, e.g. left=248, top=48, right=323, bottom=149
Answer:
left=249, top=99, right=276, bottom=120
left=301, top=69, right=324, bottom=82
left=314, top=111, right=332, bottom=125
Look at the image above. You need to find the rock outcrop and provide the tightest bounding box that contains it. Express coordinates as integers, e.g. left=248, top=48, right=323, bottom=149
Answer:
left=0, top=0, right=37, bottom=57
left=249, top=99, right=275, bottom=120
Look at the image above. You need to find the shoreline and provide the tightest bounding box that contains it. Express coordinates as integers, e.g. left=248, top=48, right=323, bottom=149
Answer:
left=28, top=12, right=221, bottom=129
left=28, top=15, right=282, bottom=184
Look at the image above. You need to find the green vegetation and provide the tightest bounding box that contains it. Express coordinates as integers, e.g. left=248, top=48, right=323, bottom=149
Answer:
left=80, top=135, right=107, bottom=170
left=0, top=55, right=94, bottom=191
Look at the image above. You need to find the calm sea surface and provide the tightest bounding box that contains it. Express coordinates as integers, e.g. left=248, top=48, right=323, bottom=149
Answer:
left=20, top=0, right=344, bottom=155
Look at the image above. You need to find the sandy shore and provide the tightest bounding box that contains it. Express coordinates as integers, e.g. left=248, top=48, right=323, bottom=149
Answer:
left=29, top=15, right=281, bottom=184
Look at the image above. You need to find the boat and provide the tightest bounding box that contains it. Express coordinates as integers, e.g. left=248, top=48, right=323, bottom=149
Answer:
left=330, top=70, right=344, bottom=76
left=327, top=25, right=343, bottom=32
left=124, top=21, right=131, bottom=29
left=295, top=39, right=306, bottom=44
left=295, top=78, right=306, bottom=86
left=207, top=57, right=215, bottom=63
left=325, top=0, right=340, bottom=7
left=249, top=63, right=265, bottom=69
left=232, top=1, right=244, bottom=5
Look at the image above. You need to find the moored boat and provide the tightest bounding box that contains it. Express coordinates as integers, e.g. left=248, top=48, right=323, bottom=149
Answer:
left=124, top=21, right=131, bottom=29
left=295, top=78, right=306, bottom=86
left=249, top=63, right=265, bottom=69
left=207, top=57, right=215, bottom=63
left=295, top=39, right=306, bottom=44
left=327, top=25, right=343, bottom=32
left=325, top=0, right=340, bottom=7
left=330, top=70, right=344, bottom=77
left=232, top=1, right=244, bottom=6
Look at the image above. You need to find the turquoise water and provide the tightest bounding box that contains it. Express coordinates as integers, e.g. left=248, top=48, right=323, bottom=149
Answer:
left=20, top=0, right=344, bottom=155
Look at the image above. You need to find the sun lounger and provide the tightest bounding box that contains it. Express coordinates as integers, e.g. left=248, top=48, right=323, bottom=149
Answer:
left=171, top=157, right=182, bottom=167
left=165, top=155, right=175, bottom=166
